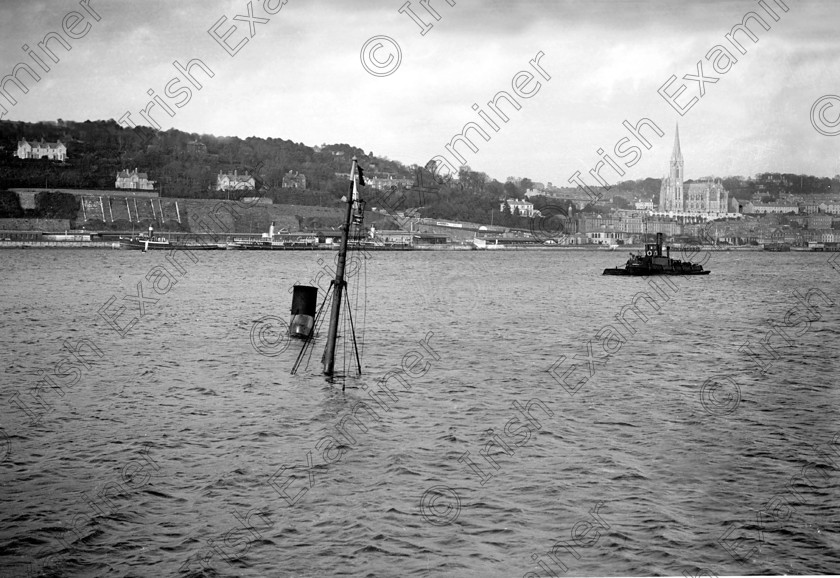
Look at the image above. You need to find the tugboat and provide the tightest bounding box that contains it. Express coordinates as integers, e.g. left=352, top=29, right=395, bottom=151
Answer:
left=603, top=233, right=710, bottom=276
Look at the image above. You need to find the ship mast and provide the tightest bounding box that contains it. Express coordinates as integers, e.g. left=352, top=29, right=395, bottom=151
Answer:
left=323, top=157, right=362, bottom=377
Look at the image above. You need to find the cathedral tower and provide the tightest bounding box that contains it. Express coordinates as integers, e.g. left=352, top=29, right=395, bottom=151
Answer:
left=659, top=125, right=684, bottom=212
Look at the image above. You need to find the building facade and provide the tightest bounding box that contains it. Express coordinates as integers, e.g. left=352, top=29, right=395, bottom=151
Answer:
left=685, top=180, right=728, bottom=214
left=366, top=174, right=413, bottom=190
left=658, top=126, right=728, bottom=215
left=17, top=138, right=67, bottom=161
left=501, top=199, right=537, bottom=217
left=116, top=168, right=156, bottom=190
left=186, top=141, right=207, bottom=155
left=217, top=170, right=255, bottom=191
left=807, top=214, right=832, bottom=229
left=282, top=170, right=307, bottom=189
left=743, top=202, right=799, bottom=214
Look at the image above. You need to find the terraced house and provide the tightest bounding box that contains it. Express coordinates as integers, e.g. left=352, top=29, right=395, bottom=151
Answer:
left=217, top=170, right=255, bottom=191
left=115, top=168, right=155, bottom=190
left=16, top=138, right=67, bottom=160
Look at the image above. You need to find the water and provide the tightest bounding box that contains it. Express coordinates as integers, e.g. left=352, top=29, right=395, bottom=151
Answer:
left=1, top=248, right=839, bottom=577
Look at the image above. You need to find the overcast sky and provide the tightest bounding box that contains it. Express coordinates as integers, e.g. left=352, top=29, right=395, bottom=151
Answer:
left=1, top=0, right=838, bottom=184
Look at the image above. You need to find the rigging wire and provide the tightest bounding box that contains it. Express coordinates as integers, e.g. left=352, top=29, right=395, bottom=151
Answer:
left=291, top=281, right=333, bottom=375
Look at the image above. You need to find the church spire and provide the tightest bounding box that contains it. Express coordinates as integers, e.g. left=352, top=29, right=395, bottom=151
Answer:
left=672, top=123, right=683, bottom=164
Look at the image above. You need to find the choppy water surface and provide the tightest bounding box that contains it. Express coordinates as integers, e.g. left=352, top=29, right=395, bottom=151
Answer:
left=1, top=248, right=838, bottom=577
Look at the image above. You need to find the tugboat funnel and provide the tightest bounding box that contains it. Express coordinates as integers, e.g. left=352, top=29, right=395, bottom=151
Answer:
left=290, top=285, right=318, bottom=339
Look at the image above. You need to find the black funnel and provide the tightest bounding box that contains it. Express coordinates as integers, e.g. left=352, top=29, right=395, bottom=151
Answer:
left=291, top=285, right=318, bottom=317
left=290, top=285, right=318, bottom=339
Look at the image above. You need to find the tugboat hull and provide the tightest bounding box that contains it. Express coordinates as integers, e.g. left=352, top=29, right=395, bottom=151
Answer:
left=603, top=233, right=710, bottom=276
left=603, top=267, right=710, bottom=276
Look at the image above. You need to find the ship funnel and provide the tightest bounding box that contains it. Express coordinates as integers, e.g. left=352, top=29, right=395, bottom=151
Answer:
left=290, top=285, right=318, bottom=339
left=269, top=221, right=275, bottom=238
left=656, top=232, right=663, bottom=256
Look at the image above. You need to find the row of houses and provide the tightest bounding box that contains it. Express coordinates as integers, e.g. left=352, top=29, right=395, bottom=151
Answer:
left=16, top=139, right=67, bottom=161
left=13, top=138, right=307, bottom=193
left=576, top=216, right=682, bottom=236
left=333, top=172, right=413, bottom=191
left=116, top=168, right=155, bottom=190
left=215, top=170, right=307, bottom=191
left=742, top=201, right=840, bottom=215
left=115, top=169, right=307, bottom=192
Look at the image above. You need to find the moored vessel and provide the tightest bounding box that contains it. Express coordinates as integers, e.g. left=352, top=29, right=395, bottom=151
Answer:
left=119, top=225, right=222, bottom=251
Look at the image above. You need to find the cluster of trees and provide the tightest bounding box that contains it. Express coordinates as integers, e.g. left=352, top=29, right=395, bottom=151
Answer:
left=392, top=166, right=537, bottom=227
left=718, top=173, right=840, bottom=202
left=0, top=190, right=80, bottom=219
left=370, top=165, right=621, bottom=229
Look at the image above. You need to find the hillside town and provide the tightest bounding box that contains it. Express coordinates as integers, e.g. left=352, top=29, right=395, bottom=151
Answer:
left=1, top=121, right=839, bottom=250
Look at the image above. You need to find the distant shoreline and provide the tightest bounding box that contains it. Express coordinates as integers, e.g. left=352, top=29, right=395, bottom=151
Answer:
left=0, top=241, right=786, bottom=252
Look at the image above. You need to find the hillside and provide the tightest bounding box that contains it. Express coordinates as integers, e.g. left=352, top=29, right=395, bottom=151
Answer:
left=0, top=119, right=415, bottom=200
left=3, top=120, right=838, bottom=232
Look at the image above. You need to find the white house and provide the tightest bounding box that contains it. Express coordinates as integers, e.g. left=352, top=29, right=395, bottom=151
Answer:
left=217, top=170, right=255, bottom=191
left=116, top=168, right=155, bottom=190
left=501, top=199, right=537, bottom=218
left=17, top=138, right=67, bottom=161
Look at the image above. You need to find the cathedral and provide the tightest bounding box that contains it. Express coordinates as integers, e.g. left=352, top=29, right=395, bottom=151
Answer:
left=659, top=126, right=728, bottom=214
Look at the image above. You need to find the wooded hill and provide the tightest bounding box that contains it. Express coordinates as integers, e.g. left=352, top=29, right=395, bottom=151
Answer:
left=0, top=119, right=414, bottom=200
left=2, top=120, right=837, bottom=229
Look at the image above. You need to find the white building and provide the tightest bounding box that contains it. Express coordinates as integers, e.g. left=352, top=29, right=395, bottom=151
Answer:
left=17, top=138, right=67, bottom=161
left=217, top=170, right=255, bottom=191
left=743, top=202, right=799, bottom=214
left=501, top=199, right=537, bottom=218
left=116, top=168, right=155, bottom=190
